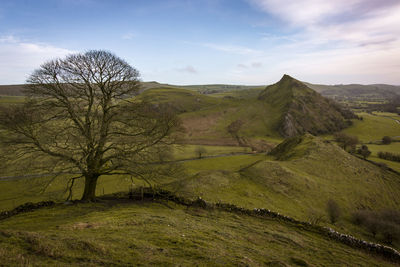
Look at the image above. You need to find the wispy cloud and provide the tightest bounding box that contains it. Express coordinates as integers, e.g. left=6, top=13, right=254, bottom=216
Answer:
left=251, top=62, right=262, bottom=68
left=203, top=43, right=260, bottom=55
left=240, top=0, right=400, bottom=84
left=122, top=33, right=135, bottom=40
left=176, top=65, right=198, bottom=74
left=237, top=62, right=262, bottom=69
left=0, top=36, right=74, bottom=84
left=248, top=0, right=400, bottom=47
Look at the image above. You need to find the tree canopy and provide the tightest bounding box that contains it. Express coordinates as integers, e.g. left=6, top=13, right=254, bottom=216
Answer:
left=0, top=50, right=181, bottom=201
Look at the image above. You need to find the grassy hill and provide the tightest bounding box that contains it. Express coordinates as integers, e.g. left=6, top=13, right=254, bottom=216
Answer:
left=0, top=84, right=25, bottom=96
left=259, top=75, right=355, bottom=137
left=169, top=134, right=400, bottom=246
left=134, top=84, right=284, bottom=145
left=0, top=200, right=396, bottom=266
left=137, top=87, right=222, bottom=113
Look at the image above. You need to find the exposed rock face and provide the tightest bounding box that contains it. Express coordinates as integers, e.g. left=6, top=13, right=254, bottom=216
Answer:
left=259, top=74, right=355, bottom=137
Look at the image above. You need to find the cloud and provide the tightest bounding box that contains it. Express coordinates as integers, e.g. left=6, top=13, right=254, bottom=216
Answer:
left=237, top=62, right=262, bottom=69
left=251, top=62, right=262, bottom=68
left=176, top=65, right=198, bottom=74
left=248, top=0, right=400, bottom=47
left=122, top=33, right=135, bottom=40
left=203, top=43, right=260, bottom=55
left=242, top=0, right=400, bottom=84
left=0, top=36, right=75, bottom=84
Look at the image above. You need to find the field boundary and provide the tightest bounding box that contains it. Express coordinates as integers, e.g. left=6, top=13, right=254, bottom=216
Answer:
left=1, top=189, right=400, bottom=263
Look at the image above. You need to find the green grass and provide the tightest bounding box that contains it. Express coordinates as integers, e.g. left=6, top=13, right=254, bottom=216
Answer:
left=343, top=112, right=400, bottom=142
left=0, top=174, right=146, bottom=212
left=172, top=144, right=251, bottom=160
left=0, top=201, right=395, bottom=266
left=366, top=143, right=400, bottom=172
left=0, top=96, right=25, bottom=104
left=180, top=98, right=283, bottom=144
left=138, top=87, right=223, bottom=113
left=168, top=135, right=400, bottom=248
left=134, top=86, right=284, bottom=145
left=182, top=154, right=268, bottom=174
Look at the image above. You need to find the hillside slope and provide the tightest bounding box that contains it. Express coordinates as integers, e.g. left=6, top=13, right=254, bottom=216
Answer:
left=170, top=134, right=400, bottom=245
left=0, top=201, right=396, bottom=266
left=259, top=75, right=355, bottom=137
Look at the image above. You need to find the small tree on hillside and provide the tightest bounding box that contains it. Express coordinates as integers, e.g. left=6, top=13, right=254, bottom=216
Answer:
left=0, top=50, right=181, bottom=201
left=382, top=136, right=392, bottom=145
left=326, top=199, right=341, bottom=224
left=195, top=146, right=207, bottom=159
left=227, top=119, right=244, bottom=146
left=357, top=145, right=371, bottom=159
left=334, top=132, right=359, bottom=152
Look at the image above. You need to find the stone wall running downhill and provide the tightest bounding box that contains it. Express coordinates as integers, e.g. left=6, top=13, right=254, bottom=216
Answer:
left=1, top=190, right=399, bottom=263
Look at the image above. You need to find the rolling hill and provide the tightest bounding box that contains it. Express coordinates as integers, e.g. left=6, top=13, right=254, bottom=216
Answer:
left=0, top=201, right=396, bottom=266
left=305, top=82, right=400, bottom=101
left=169, top=134, right=400, bottom=246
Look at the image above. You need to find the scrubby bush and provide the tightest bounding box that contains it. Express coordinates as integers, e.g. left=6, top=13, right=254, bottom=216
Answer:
left=334, top=132, right=358, bottom=152
left=351, top=210, right=368, bottom=225
left=227, top=120, right=245, bottom=146
left=351, top=209, right=400, bottom=244
left=382, top=136, right=392, bottom=145
left=357, top=145, right=371, bottom=159
left=326, top=199, right=341, bottom=224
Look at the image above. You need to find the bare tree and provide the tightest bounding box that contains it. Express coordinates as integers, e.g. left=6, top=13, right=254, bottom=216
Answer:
left=195, top=146, right=207, bottom=159
left=227, top=119, right=245, bottom=146
left=0, top=50, right=181, bottom=201
left=334, top=132, right=358, bottom=152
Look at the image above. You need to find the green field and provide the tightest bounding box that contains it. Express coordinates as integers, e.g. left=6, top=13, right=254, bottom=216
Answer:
left=0, top=96, right=25, bottom=104
left=0, top=152, right=266, bottom=211
left=172, top=144, right=251, bottom=160
left=343, top=112, right=400, bottom=143
left=367, top=143, right=400, bottom=172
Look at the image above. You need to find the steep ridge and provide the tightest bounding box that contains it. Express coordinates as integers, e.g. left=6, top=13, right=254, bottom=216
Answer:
left=259, top=74, right=355, bottom=137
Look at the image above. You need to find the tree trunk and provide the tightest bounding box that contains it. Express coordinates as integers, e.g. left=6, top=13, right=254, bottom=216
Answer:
left=81, top=174, right=99, bottom=201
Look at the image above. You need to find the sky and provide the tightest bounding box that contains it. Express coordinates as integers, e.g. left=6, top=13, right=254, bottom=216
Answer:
left=0, top=0, right=400, bottom=85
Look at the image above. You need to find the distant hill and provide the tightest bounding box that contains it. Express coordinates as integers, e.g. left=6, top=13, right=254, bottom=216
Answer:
left=2, top=80, right=399, bottom=101
left=258, top=74, right=355, bottom=137
left=305, top=82, right=400, bottom=101
left=0, top=84, right=25, bottom=96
